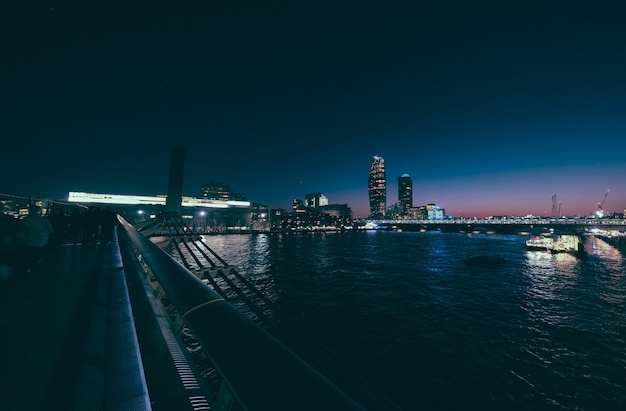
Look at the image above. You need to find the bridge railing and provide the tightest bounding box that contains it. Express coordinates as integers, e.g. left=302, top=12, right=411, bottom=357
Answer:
left=372, top=217, right=626, bottom=226
left=116, top=215, right=365, bottom=411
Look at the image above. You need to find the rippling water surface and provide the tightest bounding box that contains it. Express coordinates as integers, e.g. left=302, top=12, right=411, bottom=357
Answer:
left=204, top=231, right=626, bottom=410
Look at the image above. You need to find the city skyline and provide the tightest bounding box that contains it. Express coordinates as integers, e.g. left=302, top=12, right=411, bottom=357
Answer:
left=2, top=2, right=625, bottom=218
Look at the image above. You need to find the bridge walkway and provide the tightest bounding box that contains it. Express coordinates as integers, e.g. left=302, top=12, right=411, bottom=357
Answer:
left=0, top=231, right=198, bottom=411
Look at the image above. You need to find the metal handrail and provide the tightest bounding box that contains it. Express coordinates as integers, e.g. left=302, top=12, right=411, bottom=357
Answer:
left=117, top=215, right=365, bottom=410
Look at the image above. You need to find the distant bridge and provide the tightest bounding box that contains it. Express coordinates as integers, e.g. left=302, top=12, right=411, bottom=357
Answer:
left=369, top=218, right=626, bottom=234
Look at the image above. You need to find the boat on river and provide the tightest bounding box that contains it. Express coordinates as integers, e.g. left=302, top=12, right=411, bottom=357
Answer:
left=525, top=235, right=554, bottom=251
left=526, top=234, right=585, bottom=257
left=552, top=234, right=585, bottom=256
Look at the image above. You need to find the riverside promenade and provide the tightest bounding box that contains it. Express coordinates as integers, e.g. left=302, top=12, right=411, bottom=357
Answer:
left=0, top=235, right=151, bottom=411
left=0, top=215, right=378, bottom=411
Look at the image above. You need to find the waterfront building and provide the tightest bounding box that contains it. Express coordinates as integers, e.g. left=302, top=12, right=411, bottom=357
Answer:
left=67, top=192, right=252, bottom=229
left=286, top=201, right=311, bottom=229
left=305, top=193, right=329, bottom=209
left=270, top=208, right=288, bottom=231
left=201, top=181, right=248, bottom=202
left=398, top=173, right=413, bottom=215
left=321, top=204, right=353, bottom=228
left=273, top=196, right=353, bottom=231
left=292, top=198, right=306, bottom=214
left=250, top=203, right=269, bottom=231
left=419, top=204, right=445, bottom=220
left=202, top=181, right=234, bottom=201
left=407, top=207, right=422, bottom=220
left=368, top=155, right=386, bottom=219
left=0, top=198, right=23, bottom=217
left=386, top=203, right=402, bottom=219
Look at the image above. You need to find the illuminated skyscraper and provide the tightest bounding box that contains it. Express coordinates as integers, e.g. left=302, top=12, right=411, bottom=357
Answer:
left=368, top=155, right=386, bottom=218
left=398, top=173, right=413, bottom=215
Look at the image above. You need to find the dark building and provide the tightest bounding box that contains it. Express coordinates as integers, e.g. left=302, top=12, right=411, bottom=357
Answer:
left=166, top=146, right=185, bottom=214
left=231, top=192, right=248, bottom=201
left=270, top=208, right=288, bottom=231
left=292, top=198, right=304, bottom=211
left=271, top=196, right=353, bottom=232
left=201, top=181, right=248, bottom=202
left=321, top=204, right=353, bottom=227
left=386, top=202, right=402, bottom=219
left=250, top=203, right=269, bottom=231
left=201, top=181, right=231, bottom=201
left=368, top=155, right=386, bottom=218
left=398, top=173, right=413, bottom=215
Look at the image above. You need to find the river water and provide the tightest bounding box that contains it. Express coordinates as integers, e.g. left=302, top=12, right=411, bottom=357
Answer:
left=202, top=231, right=626, bottom=410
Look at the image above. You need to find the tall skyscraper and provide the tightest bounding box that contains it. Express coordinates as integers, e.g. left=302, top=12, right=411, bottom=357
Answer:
left=398, top=173, right=413, bottom=215
left=368, top=155, right=386, bottom=218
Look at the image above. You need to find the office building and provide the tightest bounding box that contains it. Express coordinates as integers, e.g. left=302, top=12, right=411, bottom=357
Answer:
left=305, top=192, right=329, bottom=209
left=398, top=173, right=413, bottom=215
left=368, top=155, right=386, bottom=218
left=419, top=204, right=445, bottom=220
left=201, top=181, right=232, bottom=201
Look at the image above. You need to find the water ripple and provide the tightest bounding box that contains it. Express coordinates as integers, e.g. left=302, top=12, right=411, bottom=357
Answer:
left=205, top=232, right=626, bottom=411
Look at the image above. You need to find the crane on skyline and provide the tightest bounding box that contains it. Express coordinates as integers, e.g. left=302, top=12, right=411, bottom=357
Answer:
left=551, top=194, right=563, bottom=218
left=596, top=190, right=610, bottom=218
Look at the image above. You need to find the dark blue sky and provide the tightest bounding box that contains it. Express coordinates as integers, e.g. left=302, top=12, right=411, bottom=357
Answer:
left=2, top=2, right=625, bottom=217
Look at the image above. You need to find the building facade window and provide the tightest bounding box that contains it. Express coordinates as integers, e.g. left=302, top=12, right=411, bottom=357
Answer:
left=398, top=173, right=413, bottom=216
left=368, top=155, right=386, bottom=218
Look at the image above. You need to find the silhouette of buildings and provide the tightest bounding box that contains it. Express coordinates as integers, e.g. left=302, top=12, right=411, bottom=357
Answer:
left=201, top=181, right=230, bottom=201
left=270, top=194, right=352, bottom=231
left=201, top=181, right=248, bottom=202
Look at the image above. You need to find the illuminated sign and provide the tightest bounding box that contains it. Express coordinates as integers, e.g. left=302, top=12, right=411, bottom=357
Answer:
left=68, top=192, right=165, bottom=205
left=68, top=192, right=251, bottom=209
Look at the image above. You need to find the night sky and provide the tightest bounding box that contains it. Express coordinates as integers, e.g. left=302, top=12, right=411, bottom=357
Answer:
left=2, top=2, right=625, bottom=218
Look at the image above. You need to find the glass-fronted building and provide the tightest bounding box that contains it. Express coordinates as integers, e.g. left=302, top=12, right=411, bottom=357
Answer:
left=398, top=173, right=413, bottom=215
left=368, top=155, right=386, bottom=219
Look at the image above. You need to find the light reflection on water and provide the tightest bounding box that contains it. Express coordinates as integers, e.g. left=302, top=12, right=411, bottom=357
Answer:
left=199, top=232, right=626, bottom=411
left=201, top=234, right=271, bottom=274
left=200, top=234, right=277, bottom=302
left=516, top=235, right=626, bottom=410
left=523, top=250, right=579, bottom=302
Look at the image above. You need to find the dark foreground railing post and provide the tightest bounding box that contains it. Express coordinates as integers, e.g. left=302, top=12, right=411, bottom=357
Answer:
left=118, top=216, right=366, bottom=411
